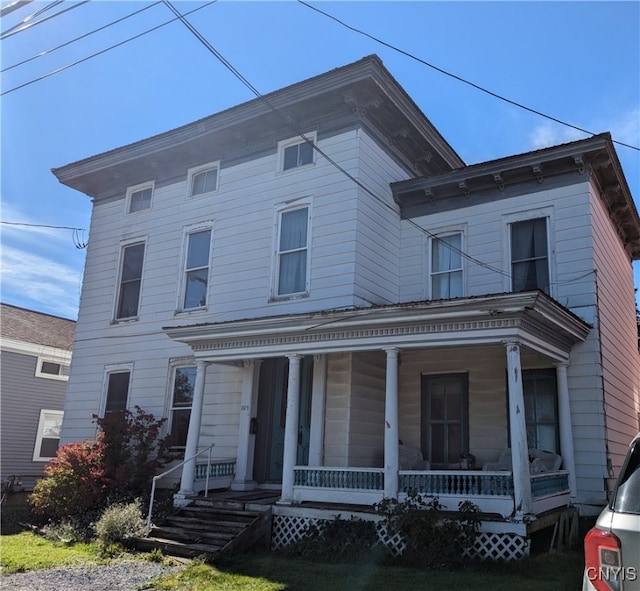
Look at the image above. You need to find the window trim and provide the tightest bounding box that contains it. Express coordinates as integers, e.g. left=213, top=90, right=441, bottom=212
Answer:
left=187, top=161, right=220, bottom=198
left=126, top=181, right=154, bottom=215
left=277, top=132, right=317, bottom=173
left=114, top=238, right=147, bottom=322
left=100, top=363, right=133, bottom=416
left=427, top=229, right=465, bottom=300
left=35, top=356, right=70, bottom=381
left=271, top=202, right=312, bottom=300
left=502, top=208, right=554, bottom=296
left=32, top=409, right=64, bottom=462
left=177, top=222, right=214, bottom=313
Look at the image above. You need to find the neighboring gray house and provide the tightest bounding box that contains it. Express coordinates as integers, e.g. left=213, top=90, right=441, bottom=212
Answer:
left=0, top=303, right=75, bottom=492
left=52, top=55, right=640, bottom=558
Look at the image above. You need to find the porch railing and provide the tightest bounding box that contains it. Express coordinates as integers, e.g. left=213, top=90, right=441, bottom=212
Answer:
left=531, top=470, right=569, bottom=499
left=294, top=466, right=384, bottom=490
left=399, top=470, right=514, bottom=497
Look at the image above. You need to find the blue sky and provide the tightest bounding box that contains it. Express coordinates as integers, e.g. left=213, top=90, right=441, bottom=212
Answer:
left=1, top=1, right=639, bottom=320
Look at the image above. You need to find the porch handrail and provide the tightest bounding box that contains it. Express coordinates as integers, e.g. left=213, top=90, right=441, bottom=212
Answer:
left=145, top=444, right=214, bottom=536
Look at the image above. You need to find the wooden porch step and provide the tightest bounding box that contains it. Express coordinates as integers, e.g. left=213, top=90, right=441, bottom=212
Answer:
left=165, top=515, right=247, bottom=534
left=136, top=536, right=223, bottom=559
left=151, top=525, right=235, bottom=544
left=181, top=505, right=261, bottom=521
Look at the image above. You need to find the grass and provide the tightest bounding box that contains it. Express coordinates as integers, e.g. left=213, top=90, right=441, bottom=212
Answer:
left=0, top=532, right=584, bottom=590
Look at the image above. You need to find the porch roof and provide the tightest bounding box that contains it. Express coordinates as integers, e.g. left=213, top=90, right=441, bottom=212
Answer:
left=164, top=291, right=591, bottom=363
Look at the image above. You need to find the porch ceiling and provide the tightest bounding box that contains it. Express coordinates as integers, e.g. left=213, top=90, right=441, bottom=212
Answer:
left=164, top=291, right=591, bottom=363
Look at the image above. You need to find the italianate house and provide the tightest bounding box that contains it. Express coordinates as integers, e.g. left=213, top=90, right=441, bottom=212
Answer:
left=53, top=55, right=640, bottom=559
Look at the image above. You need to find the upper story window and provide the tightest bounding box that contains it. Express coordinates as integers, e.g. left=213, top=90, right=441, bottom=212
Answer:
left=278, top=132, right=316, bottom=172
left=116, top=241, right=145, bottom=320
left=127, top=182, right=153, bottom=214
left=188, top=162, right=219, bottom=197
left=35, top=357, right=70, bottom=381
left=275, top=206, right=310, bottom=297
left=510, top=217, right=549, bottom=293
left=182, top=228, right=212, bottom=310
left=32, top=409, right=64, bottom=462
left=103, top=367, right=131, bottom=414
left=430, top=233, right=463, bottom=299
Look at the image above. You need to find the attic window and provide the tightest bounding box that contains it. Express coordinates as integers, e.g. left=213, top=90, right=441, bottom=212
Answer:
left=36, top=358, right=70, bottom=381
left=127, top=183, right=153, bottom=214
left=188, top=162, right=219, bottom=197
left=278, top=133, right=316, bottom=172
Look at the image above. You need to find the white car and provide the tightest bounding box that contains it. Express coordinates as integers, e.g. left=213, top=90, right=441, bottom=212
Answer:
left=583, top=432, right=640, bottom=591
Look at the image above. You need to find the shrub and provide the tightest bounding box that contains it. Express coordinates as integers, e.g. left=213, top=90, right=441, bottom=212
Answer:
left=41, top=520, right=90, bottom=544
left=95, top=500, right=146, bottom=547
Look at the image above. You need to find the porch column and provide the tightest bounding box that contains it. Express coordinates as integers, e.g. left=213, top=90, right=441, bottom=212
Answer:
left=280, top=354, right=302, bottom=504
left=384, top=347, right=400, bottom=499
left=555, top=362, right=578, bottom=501
left=504, top=341, right=532, bottom=518
left=232, top=359, right=261, bottom=491
left=178, top=360, right=207, bottom=496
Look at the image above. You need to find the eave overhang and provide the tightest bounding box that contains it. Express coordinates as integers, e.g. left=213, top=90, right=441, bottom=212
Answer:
left=164, top=291, right=591, bottom=363
left=52, top=55, right=463, bottom=199
left=392, top=134, right=640, bottom=259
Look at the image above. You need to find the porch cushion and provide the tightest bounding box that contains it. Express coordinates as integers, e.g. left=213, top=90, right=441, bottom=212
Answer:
left=482, top=449, right=563, bottom=474
left=399, top=444, right=430, bottom=470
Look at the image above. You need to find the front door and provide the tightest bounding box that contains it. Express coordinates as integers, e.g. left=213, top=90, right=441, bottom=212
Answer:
left=253, top=356, right=313, bottom=483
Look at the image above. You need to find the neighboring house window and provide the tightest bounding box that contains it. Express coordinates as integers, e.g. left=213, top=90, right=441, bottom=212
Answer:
left=116, top=242, right=145, bottom=320
left=510, top=218, right=549, bottom=293
left=170, top=366, right=196, bottom=448
left=275, top=206, right=310, bottom=297
left=430, top=233, right=463, bottom=299
left=188, top=162, right=219, bottom=197
left=33, top=410, right=63, bottom=461
left=182, top=228, right=212, bottom=309
left=127, top=183, right=153, bottom=213
left=278, top=133, right=316, bottom=172
left=35, top=357, right=70, bottom=380
left=104, top=370, right=131, bottom=413
left=523, top=369, right=559, bottom=453
left=421, top=374, right=469, bottom=469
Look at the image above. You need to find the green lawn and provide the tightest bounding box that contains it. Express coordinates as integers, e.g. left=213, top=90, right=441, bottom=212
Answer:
left=0, top=532, right=584, bottom=590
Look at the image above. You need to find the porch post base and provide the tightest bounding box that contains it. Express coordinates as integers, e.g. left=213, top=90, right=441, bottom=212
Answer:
left=230, top=479, right=257, bottom=492
left=173, top=492, right=193, bottom=508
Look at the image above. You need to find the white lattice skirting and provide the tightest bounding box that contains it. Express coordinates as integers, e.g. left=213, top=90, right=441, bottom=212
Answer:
left=271, top=514, right=530, bottom=561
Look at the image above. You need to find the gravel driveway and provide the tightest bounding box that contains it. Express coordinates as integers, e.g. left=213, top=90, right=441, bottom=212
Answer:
left=1, top=560, right=181, bottom=591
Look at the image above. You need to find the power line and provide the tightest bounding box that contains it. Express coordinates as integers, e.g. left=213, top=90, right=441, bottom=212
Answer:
left=297, top=0, right=640, bottom=154
left=1, top=221, right=88, bottom=248
left=2, top=2, right=162, bottom=74
left=1, top=0, right=59, bottom=33
left=1, top=1, right=217, bottom=96
left=1, top=1, right=90, bottom=41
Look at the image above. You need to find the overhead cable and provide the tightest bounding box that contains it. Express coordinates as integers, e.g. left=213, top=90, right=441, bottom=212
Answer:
left=297, top=0, right=639, bottom=153
left=1, top=1, right=90, bottom=41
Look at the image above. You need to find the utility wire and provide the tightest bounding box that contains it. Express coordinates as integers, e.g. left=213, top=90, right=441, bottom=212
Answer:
left=163, top=0, right=593, bottom=288
left=2, top=1, right=162, bottom=73
left=297, top=0, right=640, bottom=153
left=1, top=1, right=216, bottom=96
left=1, top=0, right=61, bottom=35
left=1, top=221, right=88, bottom=248
left=1, top=1, right=90, bottom=41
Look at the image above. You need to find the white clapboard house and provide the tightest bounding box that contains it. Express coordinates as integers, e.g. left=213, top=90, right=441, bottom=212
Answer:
left=53, top=55, right=640, bottom=559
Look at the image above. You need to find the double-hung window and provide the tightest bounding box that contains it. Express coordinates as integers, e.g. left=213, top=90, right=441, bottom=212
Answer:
left=116, top=242, right=145, bottom=320
left=104, top=370, right=131, bottom=413
left=276, top=206, right=309, bottom=297
left=510, top=218, right=549, bottom=293
left=188, top=163, right=219, bottom=197
left=278, top=133, right=316, bottom=172
left=183, top=228, right=212, bottom=309
left=170, top=366, right=196, bottom=448
left=430, top=233, right=463, bottom=299
left=127, top=183, right=153, bottom=213
left=32, top=410, right=64, bottom=461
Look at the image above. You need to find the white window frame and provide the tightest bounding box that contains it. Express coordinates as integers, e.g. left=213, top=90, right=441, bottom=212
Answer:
left=100, top=363, right=133, bottom=416
left=187, top=161, right=220, bottom=198
left=427, top=229, right=465, bottom=300
left=177, top=222, right=214, bottom=312
left=126, top=181, right=154, bottom=214
left=277, top=132, right=317, bottom=173
left=32, top=409, right=64, bottom=462
left=166, top=362, right=197, bottom=449
left=35, top=356, right=70, bottom=381
left=272, top=201, right=312, bottom=300
left=502, top=207, right=554, bottom=296
left=113, top=238, right=147, bottom=322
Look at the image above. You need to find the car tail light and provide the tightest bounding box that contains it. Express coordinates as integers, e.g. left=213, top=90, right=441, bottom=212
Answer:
left=584, top=527, right=623, bottom=591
